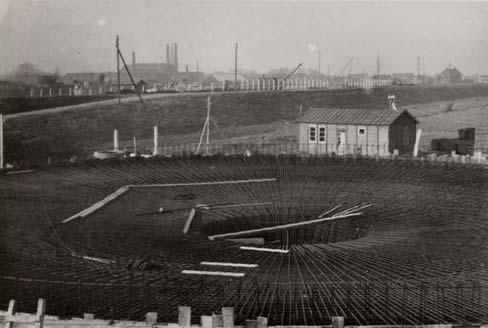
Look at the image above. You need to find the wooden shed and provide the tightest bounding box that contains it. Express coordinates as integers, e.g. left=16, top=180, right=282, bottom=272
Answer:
left=297, top=107, right=418, bottom=156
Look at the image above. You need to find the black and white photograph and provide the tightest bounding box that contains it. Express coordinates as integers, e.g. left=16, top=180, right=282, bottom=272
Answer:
left=0, top=1, right=488, bottom=327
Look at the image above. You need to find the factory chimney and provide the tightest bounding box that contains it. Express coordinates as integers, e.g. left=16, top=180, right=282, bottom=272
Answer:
left=174, top=43, right=178, bottom=72
left=166, top=44, right=170, bottom=65
left=132, top=51, right=136, bottom=70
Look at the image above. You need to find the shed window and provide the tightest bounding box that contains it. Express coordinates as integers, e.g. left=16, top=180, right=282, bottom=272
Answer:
left=318, top=125, right=326, bottom=143
left=309, top=125, right=316, bottom=142
left=358, top=128, right=365, bottom=135
left=403, top=126, right=409, bottom=146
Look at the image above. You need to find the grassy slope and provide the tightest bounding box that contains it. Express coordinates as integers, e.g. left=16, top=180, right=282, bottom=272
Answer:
left=4, top=84, right=488, bottom=164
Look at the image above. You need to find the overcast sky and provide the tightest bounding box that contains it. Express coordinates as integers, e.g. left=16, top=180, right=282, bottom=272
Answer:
left=0, top=0, right=487, bottom=76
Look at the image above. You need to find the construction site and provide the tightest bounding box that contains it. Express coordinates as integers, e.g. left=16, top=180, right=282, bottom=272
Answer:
left=2, top=1, right=488, bottom=327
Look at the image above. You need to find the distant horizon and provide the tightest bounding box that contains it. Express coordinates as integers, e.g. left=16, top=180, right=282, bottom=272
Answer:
left=1, top=1, right=487, bottom=76
left=2, top=59, right=475, bottom=79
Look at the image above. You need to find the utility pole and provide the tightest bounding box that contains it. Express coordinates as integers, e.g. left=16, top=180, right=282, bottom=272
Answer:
left=234, top=42, right=238, bottom=90
left=327, top=65, right=330, bottom=87
left=318, top=50, right=321, bottom=79
left=116, top=35, right=121, bottom=104
left=0, top=114, right=4, bottom=170
left=206, top=97, right=210, bottom=155
left=417, top=56, right=421, bottom=82
left=376, top=53, right=380, bottom=79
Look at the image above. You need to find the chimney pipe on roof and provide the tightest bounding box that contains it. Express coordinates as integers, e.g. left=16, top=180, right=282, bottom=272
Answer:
left=388, top=95, right=397, bottom=111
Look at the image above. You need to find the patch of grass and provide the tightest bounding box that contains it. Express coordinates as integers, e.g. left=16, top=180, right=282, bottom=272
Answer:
left=5, top=85, right=488, bottom=164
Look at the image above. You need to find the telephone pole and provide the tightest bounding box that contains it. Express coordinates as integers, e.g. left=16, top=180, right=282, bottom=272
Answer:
left=318, top=50, right=321, bottom=79
left=0, top=114, right=4, bottom=170
left=234, top=42, right=238, bottom=90
left=376, top=53, right=380, bottom=79
left=116, top=35, right=121, bottom=104
left=417, top=56, right=421, bottom=82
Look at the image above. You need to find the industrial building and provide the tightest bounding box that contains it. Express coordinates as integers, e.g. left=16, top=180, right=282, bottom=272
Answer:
left=61, top=43, right=203, bottom=91
left=297, top=98, right=418, bottom=156
left=437, top=66, right=463, bottom=84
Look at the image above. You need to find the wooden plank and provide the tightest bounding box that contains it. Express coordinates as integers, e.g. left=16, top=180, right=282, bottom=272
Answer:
left=239, top=246, right=289, bottom=254
left=200, top=261, right=258, bottom=268
left=207, top=202, right=273, bottom=210
left=208, top=212, right=362, bottom=240
left=62, top=186, right=129, bottom=224
left=128, top=178, right=276, bottom=188
left=182, top=208, right=197, bottom=234
left=227, top=238, right=265, bottom=245
left=5, top=170, right=35, bottom=175
left=81, top=256, right=115, bottom=264
left=181, top=270, right=245, bottom=277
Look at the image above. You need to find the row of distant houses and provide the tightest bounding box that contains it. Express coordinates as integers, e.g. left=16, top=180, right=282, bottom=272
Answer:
left=3, top=61, right=488, bottom=98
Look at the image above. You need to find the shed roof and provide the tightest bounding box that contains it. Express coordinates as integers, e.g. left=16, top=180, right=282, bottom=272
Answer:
left=296, top=107, right=418, bottom=126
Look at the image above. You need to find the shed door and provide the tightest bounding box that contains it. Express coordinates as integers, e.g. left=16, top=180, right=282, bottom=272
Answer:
left=337, top=129, right=346, bottom=155
left=357, top=125, right=367, bottom=155
left=308, top=124, right=318, bottom=154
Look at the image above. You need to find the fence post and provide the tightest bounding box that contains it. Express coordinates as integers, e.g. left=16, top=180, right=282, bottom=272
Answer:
left=5, top=300, right=16, bottom=328
left=153, top=126, right=158, bottom=155
left=257, top=316, right=267, bottom=328
left=331, top=316, right=344, bottom=328
left=178, top=306, right=191, bottom=327
left=222, top=307, right=234, bottom=328
left=36, top=298, right=46, bottom=328
left=146, top=312, right=158, bottom=326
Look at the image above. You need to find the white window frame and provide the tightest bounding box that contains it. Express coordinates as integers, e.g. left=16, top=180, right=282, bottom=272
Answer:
left=318, top=125, right=326, bottom=143
left=309, top=124, right=317, bottom=143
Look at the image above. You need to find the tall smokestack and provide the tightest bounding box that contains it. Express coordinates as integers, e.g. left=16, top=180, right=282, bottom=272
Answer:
left=166, top=44, right=170, bottom=65
left=174, top=43, right=178, bottom=72
left=132, top=51, right=136, bottom=69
